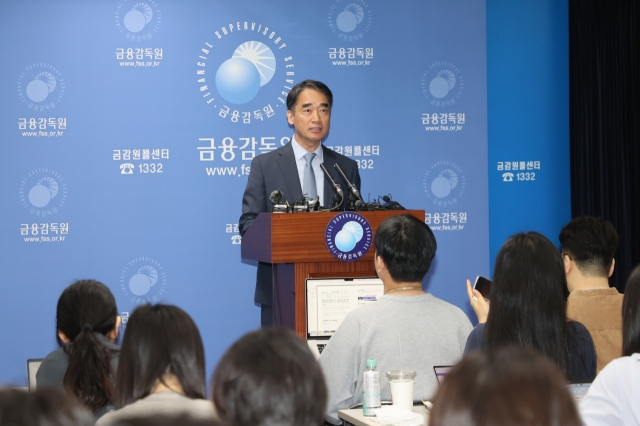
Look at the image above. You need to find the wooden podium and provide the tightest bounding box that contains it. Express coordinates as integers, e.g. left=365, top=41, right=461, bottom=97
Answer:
left=241, top=210, right=424, bottom=338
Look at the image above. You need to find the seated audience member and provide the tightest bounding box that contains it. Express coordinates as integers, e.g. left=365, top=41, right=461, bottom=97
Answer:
left=465, top=232, right=597, bottom=383
left=580, top=263, right=640, bottom=425
left=428, top=347, right=582, bottom=426
left=320, top=214, right=473, bottom=424
left=0, top=387, right=95, bottom=426
left=37, top=279, right=121, bottom=417
left=97, top=304, right=215, bottom=426
left=559, top=216, right=623, bottom=373
left=212, top=327, right=327, bottom=426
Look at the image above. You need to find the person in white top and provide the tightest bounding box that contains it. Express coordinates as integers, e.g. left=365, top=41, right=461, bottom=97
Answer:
left=580, top=263, right=640, bottom=426
left=96, top=304, right=216, bottom=426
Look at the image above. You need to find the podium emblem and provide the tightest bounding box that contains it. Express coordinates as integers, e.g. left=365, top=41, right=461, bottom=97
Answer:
left=325, top=212, right=373, bottom=261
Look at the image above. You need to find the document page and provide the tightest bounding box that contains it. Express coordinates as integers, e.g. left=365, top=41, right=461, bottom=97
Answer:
left=306, top=278, right=383, bottom=337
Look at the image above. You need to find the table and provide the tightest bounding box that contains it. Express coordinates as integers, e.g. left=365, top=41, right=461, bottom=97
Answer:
left=338, top=405, right=430, bottom=426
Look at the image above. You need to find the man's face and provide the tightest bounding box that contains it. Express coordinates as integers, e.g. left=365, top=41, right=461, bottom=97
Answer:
left=287, top=88, right=331, bottom=151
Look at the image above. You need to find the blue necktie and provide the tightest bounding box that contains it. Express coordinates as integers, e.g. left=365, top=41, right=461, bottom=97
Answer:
left=303, top=152, right=317, bottom=200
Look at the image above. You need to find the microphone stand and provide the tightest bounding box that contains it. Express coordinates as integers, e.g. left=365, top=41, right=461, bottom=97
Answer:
left=334, top=163, right=364, bottom=211
left=320, top=163, right=344, bottom=211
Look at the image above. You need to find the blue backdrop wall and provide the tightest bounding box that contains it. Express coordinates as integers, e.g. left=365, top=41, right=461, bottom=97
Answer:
left=0, top=0, right=568, bottom=386
left=487, top=0, right=570, bottom=272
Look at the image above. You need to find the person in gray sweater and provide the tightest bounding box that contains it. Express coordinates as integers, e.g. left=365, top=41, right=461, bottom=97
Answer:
left=319, top=214, right=473, bottom=424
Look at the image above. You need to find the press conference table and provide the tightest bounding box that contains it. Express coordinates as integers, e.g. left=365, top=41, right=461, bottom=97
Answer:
left=338, top=405, right=429, bottom=426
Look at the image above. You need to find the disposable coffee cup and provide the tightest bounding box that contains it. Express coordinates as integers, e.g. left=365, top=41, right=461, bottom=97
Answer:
left=386, top=370, right=417, bottom=412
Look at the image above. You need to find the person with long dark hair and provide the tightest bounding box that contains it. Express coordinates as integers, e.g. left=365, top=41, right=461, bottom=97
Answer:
left=212, top=327, right=327, bottom=426
left=37, top=279, right=121, bottom=417
left=428, top=347, right=582, bottom=426
left=464, top=232, right=596, bottom=383
left=580, top=263, right=640, bottom=425
left=96, top=304, right=215, bottom=426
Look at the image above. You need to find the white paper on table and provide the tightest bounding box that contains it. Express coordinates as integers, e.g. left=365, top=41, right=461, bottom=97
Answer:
left=372, top=406, right=424, bottom=426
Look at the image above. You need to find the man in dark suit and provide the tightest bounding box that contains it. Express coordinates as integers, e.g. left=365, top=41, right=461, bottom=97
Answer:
left=239, top=80, right=361, bottom=326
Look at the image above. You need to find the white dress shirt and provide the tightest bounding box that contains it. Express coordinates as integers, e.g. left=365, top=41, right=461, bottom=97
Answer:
left=291, top=136, right=325, bottom=205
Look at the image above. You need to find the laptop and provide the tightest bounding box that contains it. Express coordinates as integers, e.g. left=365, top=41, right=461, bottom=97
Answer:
left=433, top=365, right=453, bottom=385
left=568, top=383, right=590, bottom=404
left=428, top=368, right=590, bottom=403
left=27, top=358, right=43, bottom=391
left=306, top=276, right=384, bottom=358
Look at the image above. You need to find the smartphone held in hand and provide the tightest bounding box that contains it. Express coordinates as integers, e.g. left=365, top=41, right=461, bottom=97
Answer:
left=473, top=276, right=492, bottom=301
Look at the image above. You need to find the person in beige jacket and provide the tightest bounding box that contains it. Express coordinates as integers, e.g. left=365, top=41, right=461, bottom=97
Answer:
left=560, top=216, right=623, bottom=374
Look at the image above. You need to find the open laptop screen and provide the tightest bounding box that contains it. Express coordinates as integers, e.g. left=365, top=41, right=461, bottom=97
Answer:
left=433, top=366, right=453, bottom=385
left=27, top=358, right=43, bottom=391
left=568, top=383, right=590, bottom=404
left=306, top=277, right=384, bottom=339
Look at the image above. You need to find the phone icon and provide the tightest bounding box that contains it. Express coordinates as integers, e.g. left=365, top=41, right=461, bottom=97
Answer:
left=120, top=163, right=134, bottom=175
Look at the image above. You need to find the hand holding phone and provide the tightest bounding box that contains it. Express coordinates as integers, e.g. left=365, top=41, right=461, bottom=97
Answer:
left=466, top=278, right=491, bottom=323
left=473, top=276, right=492, bottom=302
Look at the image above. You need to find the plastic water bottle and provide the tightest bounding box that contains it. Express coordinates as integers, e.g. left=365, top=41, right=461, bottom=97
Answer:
left=363, top=359, right=381, bottom=416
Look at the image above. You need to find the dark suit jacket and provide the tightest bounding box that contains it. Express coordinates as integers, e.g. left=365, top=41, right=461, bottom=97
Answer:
left=239, top=141, right=361, bottom=305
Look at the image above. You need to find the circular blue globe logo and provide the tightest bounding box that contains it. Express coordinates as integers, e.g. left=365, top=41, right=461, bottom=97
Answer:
left=129, top=265, right=158, bottom=296
left=124, top=3, right=153, bottom=33
left=423, top=160, right=466, bottom=207
left=325, top=212, right=373, bottom=261
left=421, top=62, right=464, bottom=108
left=215, top=41, right=276, bottom=104
left=115, top=0, right=161, bottom=42
left=429, top=70, right=456, bottom=99
left=328, top=0, right=373, bottom=41
left=120, top=257, right=167, bottom=304
left=336, top=3, right=365, bottom=33
left=19, top=168, right=67, bottom=216
left=17, top=63, right=65, bottom=110
left=431, top=169, right=458, bottom=198
left=28, top=177, right=58, bottom=208
left=26, top=72, right=56, bottom=103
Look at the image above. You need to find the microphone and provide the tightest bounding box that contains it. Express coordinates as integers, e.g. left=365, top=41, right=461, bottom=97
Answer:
left=269, top=190, right=284, bottom=205
left=320, top=163, right=344, bottom=209
left=382, top=195, right=406, bottom=210
left=308, top=196, right=320, bottom=212
left=292, top=194, right=312, bottom=213
left=334, top=163, right=364, bottom=209
left=269, top=190, right=290, bottom=213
